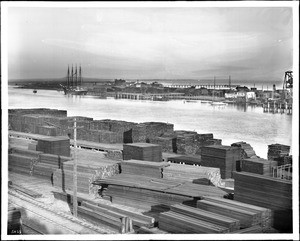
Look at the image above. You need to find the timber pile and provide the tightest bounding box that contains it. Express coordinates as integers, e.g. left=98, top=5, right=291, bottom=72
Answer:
left=53, top=156, right=120, bottom=195
left=95, top=201, right=155, bottom=228
left=95, top=174, right=227, bottom=210
left=201, top=196, right=272, bottom=230
left=36, top=136, right=70, bottom=156
left=150, top=136, right=174, bottom=153
left=105, top=149, right=123, bottom=160
left=231, top=142, right=257, bottom=159
left=78, top=201, right=133, bottom=233
left=233, top=171, right=292, bottom=232
left=201, top=145, right=241, bottom=179
left=162, top=163, right=222, bottom=187
left=159, top=203, right=240, bottom=233
left=8, top=148, right=42, bottom=175
left=267, top=144, right=290, bottom=161
left=33, top=153, right=70, bottom=179
left=137, top=227, right=168, bottom=234
left=167, top=155, right=201, bottom=165
left=240, top=158, right=277, bottom=176
left=123, top=143, right=162, bottom=162
left=197, top=200, right=261, bottom=229
left=159, top=210, right=230, bottom=233
left=121, top=160, right=170, bottom=178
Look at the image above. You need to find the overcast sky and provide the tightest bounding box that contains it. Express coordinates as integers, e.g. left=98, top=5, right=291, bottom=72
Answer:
left=6, top=6, right=293, bottom=81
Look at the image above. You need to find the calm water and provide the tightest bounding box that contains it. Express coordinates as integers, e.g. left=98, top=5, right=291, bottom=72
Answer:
left=7, top=87, right=293, bottom=158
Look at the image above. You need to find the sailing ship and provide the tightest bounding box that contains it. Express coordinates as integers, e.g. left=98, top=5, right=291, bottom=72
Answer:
left=210, top=76, right=227, bottom=106
left=61, top=65, right=88, bottom=95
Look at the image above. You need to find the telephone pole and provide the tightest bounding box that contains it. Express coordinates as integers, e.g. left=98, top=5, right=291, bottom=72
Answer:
left=68, top=117, right=83, bottom=217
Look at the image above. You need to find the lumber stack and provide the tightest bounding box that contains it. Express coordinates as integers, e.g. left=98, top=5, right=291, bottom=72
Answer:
left=233, top=171, right=292, bottom=232
left=137, top=227, right=168, bottom=234
left=240, top=158, right=277, bottom=176
left=267, top=143, right=290, bottom=161
left=36, top=125, right=58, bottom=136
left=231, top=141, right=257, bottom=159
left=162, top=163, right=222, bottom=187
left=95, top=174, right=227, bottom=210
left=95, top=201, right=155, bottom=228
left=36, top=136, right=70, bottom=156
left=123, top=143, right=162, bottom=162
left=167, top=155, right=201, bottom=165
left=53, top=157, right=120, bottom=195
left=105, top=149, right=123, bottom=161
left=78, top=201, right=133, bottom=233
left=201, top=145, right=241, bottom=179
left=121, top=160, right=170, bottom=178
left=201, top=196, right=272, bottom=229
left=150, top=136, right=174, bottom=152
left=8, top=148, right=42, bottom=175
left=33, top=153, right=71, bottom=179
left=197, top=200, right=260, bottom=229
left=159, top=211, right=230, bottom=233
left=159, top=203, right=240, bottom=233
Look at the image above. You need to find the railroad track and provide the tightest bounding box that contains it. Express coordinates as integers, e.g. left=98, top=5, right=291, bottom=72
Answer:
left=8, top=188, right=114, bottom=234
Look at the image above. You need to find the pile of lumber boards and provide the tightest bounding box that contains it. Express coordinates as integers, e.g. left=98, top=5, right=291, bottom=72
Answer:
left=167, top=155, right=201, bottom=165
left=159, top=204, right=234, bottom=233
left=8, top=148, right=42, bottom=175
left=233, top=171, right=292, bottom=232
left=121, top=160, right=170, bottom=178
left=95, top=173, right=227, bottom=210
left=201, top=145, right=241, bottom=179
left=123, top=143, right=162, bottom=162
left=9, top=182, right=43, bottom=198
left=105, top=149, right=123, bottom=160
left=78, top=201, right=133, bottom=233
left=33, top=153, right=70, bottom=179
left=162, top=163, right=222, bottom=187
left=200, top=196, right=272, bottom=229
left=36, top=136, right=70, bottom=156
left=267, top=143, right=290, bottom=161
left=231, top=141, right=257, bottom=159
left=240, top=158, right=277, bottom=176
left=53, top=152, right=120, bottom=195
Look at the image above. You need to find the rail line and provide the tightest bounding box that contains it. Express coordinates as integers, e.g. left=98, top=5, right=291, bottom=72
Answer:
left=8, top=188, right=113, bottom=234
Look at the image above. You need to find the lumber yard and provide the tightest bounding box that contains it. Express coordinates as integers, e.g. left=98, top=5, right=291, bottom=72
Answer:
left=6, top=108, right=293, bottom=235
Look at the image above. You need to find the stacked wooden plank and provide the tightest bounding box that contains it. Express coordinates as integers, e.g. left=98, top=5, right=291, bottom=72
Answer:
left=150, top=136, right=174, bottom=153
left=162, top=163, right=222, bottom=187
left=78, top=201, right=133, bottom=233
left=240, top=158, right=277, bottom=176
left=201, top=196, right=272, bottom=229
left=9, top=182, right=43, bottom=198
left=137, top=227, right=168, bottom=234
left=201, top=145, right=241, bottom=179
left=233, top=171, right=292, bottom=232
left=159, top=203, right=240, bottom=233
left=36, top=136, right=70, bottom=157
left=197, top=200, right=261, bottom=229
left=8, top=148, right=42, bottom=175
left=33, top=153, right=71, bottom=180
left=167, top=155, right=201, bottom=165
left=159, top=210, right=230, bottom=233
left=267, top=143, right=290, bottom=161
left=95, top=174, right=227, bottom=210
left=105, top=149, right=123, bottom=160
left=121, top=160, right=170, bottom=178
left=231, top=141, right=257, bottom=159
left=123, top=143, right=162, bottom=162
left=53, top=155, right=120, bottom=195
left=36, top=125, right=58, bottom=136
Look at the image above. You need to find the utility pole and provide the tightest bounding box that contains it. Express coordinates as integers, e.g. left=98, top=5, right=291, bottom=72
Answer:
left=68, top=117, right=83, bottom=217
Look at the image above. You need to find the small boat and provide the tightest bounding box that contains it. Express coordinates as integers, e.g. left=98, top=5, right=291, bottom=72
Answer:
left=211, top=101, right=228, bottom=106
left=33, top=89, right=37, bottom=94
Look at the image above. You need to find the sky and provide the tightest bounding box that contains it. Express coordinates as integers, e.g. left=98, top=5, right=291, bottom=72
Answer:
left=5, top=5, right=295, bottom=82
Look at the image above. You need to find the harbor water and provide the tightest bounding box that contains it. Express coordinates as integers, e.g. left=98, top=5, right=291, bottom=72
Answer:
left=7, top=86, right=293, bottom=159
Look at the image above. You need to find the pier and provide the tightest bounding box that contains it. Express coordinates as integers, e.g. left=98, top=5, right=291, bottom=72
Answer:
left=263, top=101, right=292, bottom=115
